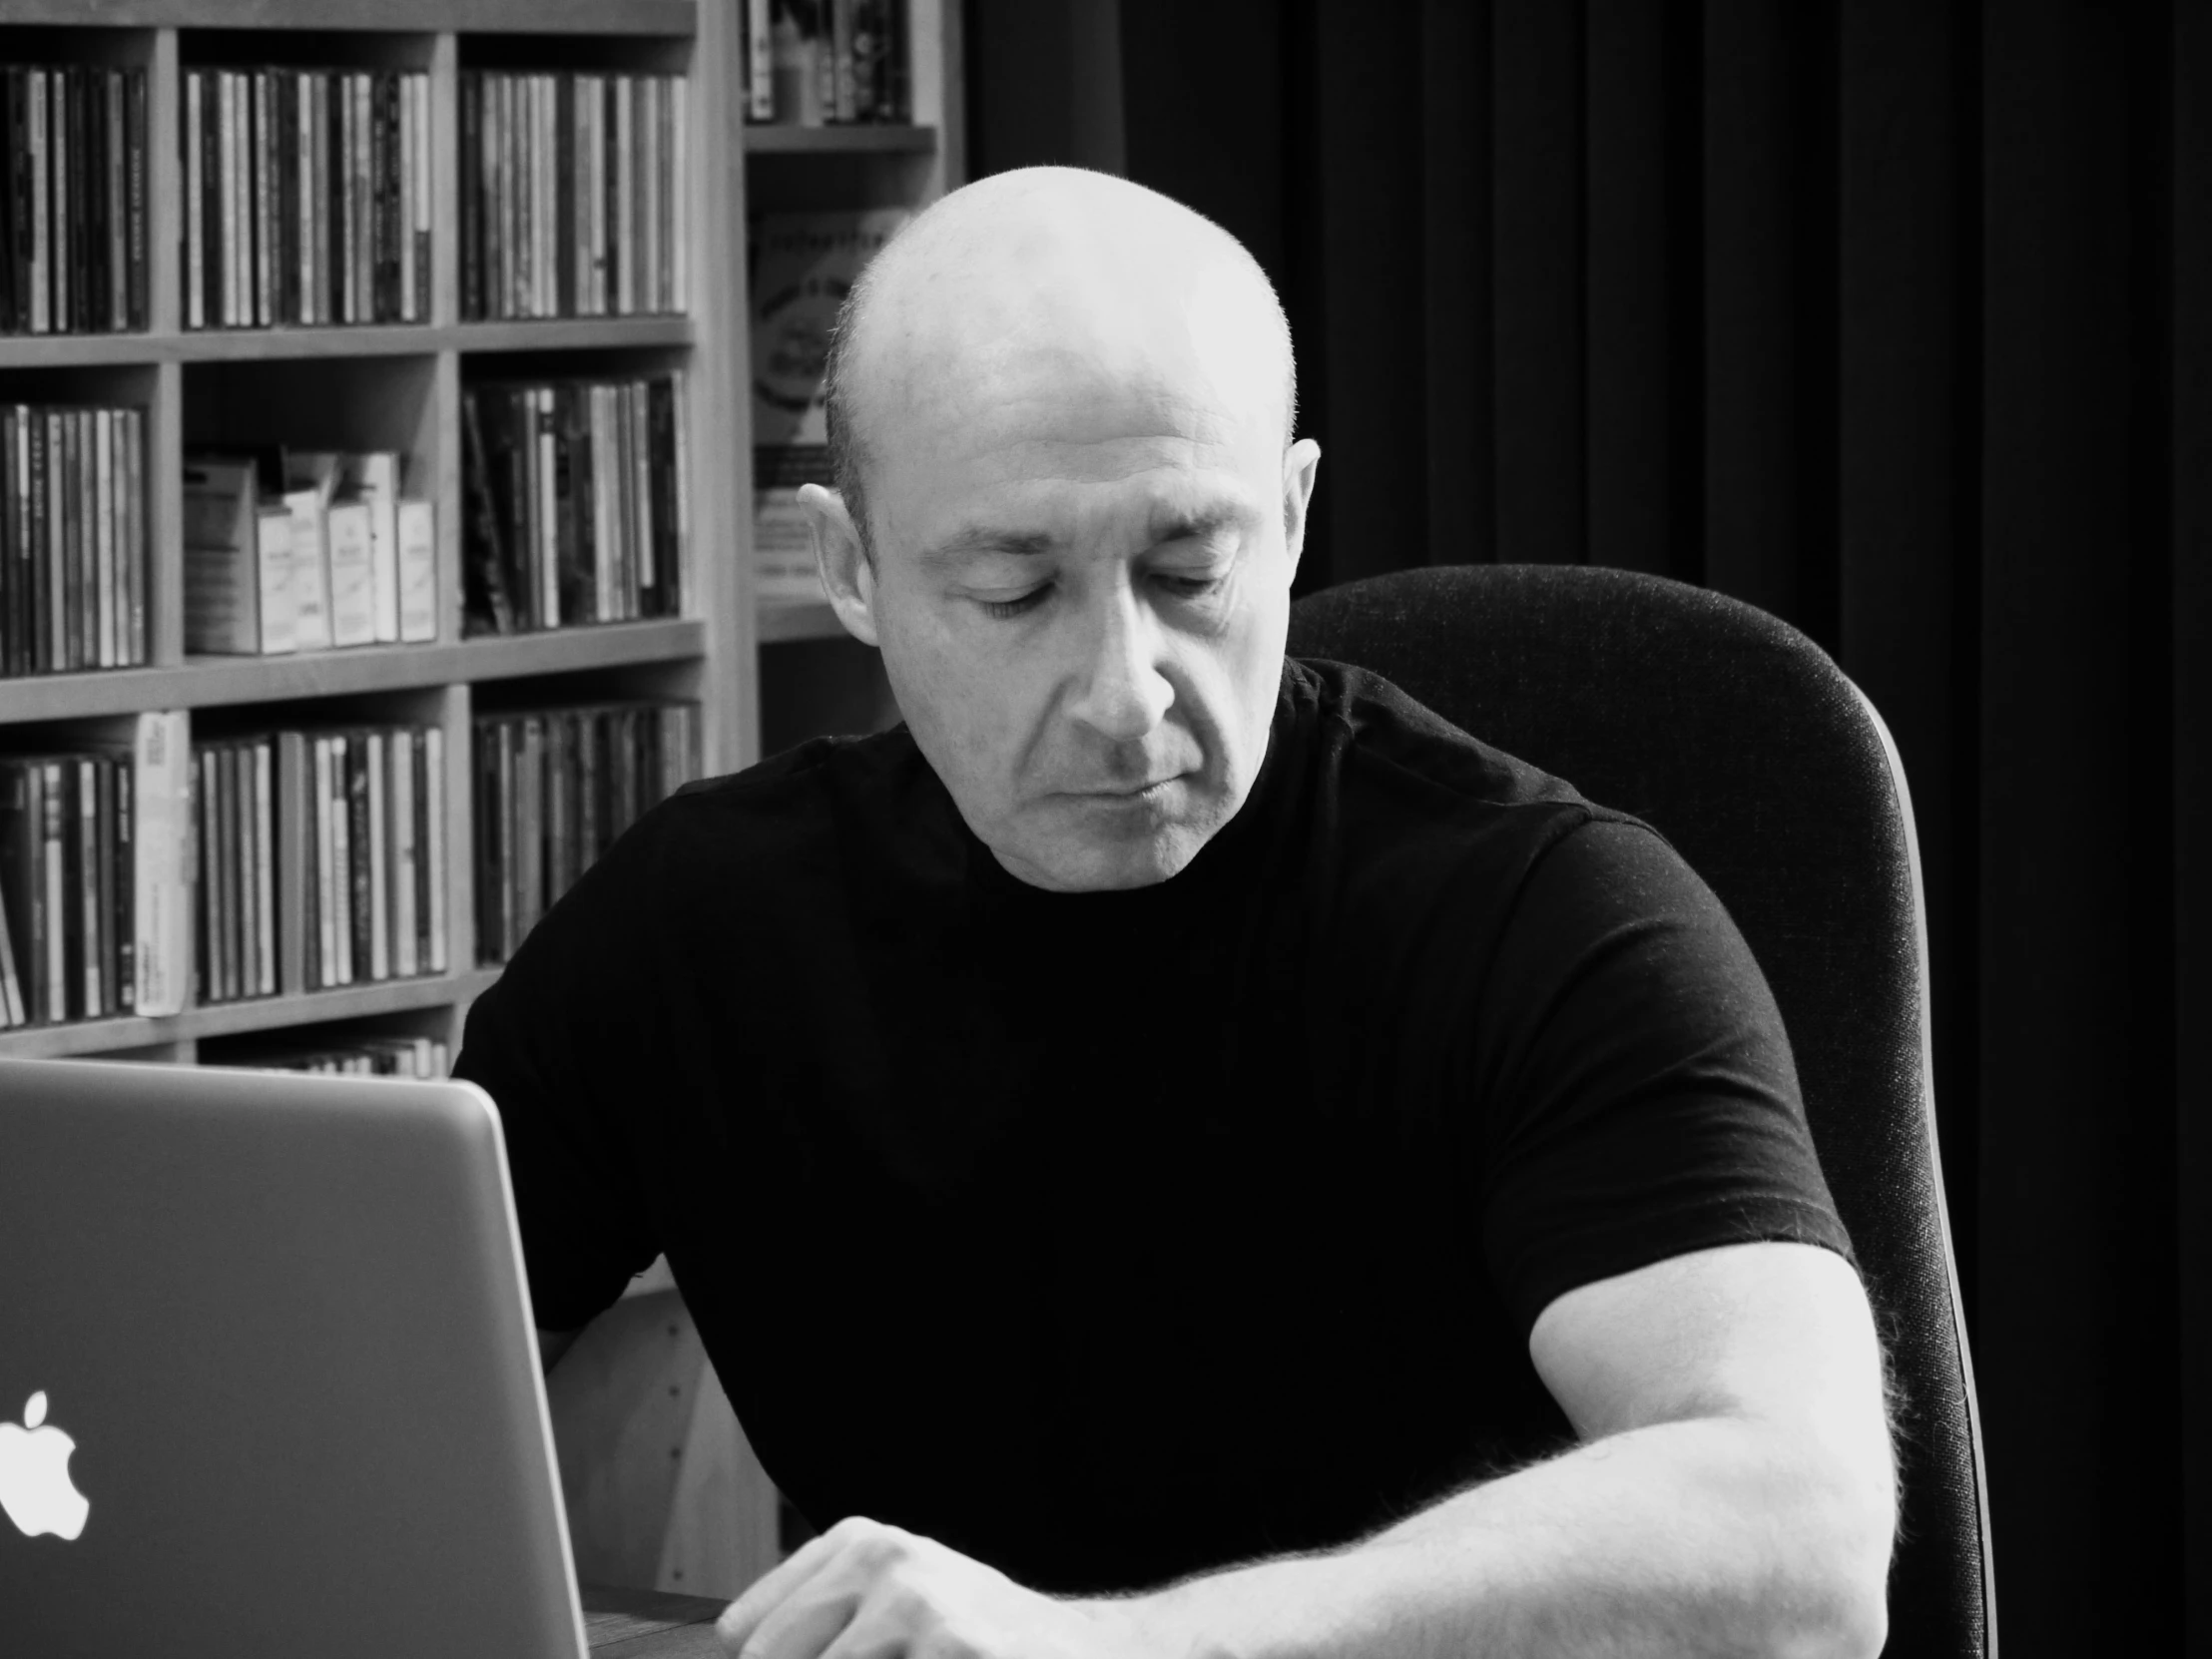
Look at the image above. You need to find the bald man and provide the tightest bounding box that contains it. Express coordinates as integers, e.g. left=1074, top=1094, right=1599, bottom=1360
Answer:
left=454, top=168, right=1895, bottom=1659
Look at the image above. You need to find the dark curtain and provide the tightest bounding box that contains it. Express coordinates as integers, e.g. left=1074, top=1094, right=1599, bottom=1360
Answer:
left=969, top=1, right=2209, bottom=1651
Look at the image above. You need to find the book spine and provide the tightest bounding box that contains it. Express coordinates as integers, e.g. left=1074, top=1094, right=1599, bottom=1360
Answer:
left=364, top=728, right=388, bottom=981
left=27, top=71, right=46, bottom=333
left=93, top=407, right=113, bottom=666
left=613, top=76, right=631, bottom=316
left=77, top=758, right=101, bottom=1016
left=459, top=73, right=480, bottom=320
left=396, top=497, right=437, bottom=644
left=251, top=738, right=273, bottom=997
left=38, top=763, right=63, bottom=1022
left=669, top=76, right=687, bottom=314
left=748, top=0, right=775, bottom=121
left=311, top=735, right=335, bottom=985
left=345, top=732, right=370, bottom=981
left=391, top=727, right=417, bottom=978
left=413, top=72, right=430, bottom=320
left=276, top=730, right=306, bottom=994
left=128, top=711, right=187, bottom=1016
left=423, top=724, right=445, bottom=972
left=398, top=72, right=415, bottom=323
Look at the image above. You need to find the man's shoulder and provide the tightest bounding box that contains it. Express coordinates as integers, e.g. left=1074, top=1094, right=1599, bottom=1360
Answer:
left=663, top=725, right=929, bottom=834
left=1285, top=654, right=1628, bottom=827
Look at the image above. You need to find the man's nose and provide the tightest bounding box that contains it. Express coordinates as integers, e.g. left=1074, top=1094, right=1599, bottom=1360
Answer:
left=1065, top=579, right=1174, bottom=743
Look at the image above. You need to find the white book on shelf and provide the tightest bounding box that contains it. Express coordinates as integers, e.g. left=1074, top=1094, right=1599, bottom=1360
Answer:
left=255, top=506, right=296, bottom=654
left=283, top=488, right=333, bottom=652
left=396, top=497, right=437, bottom=643
left=324, top=500, right=378, bottom=648
left=340, top=452, right=403, bottom=644
left=131, top=711, right=191, bottom=1018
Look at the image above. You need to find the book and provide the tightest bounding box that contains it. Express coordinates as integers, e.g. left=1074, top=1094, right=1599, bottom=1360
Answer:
left=181, top=454, right=265, bottom=655
left=341, top=450, right=402, bottom=644
left=396, top=496, right=436, bottom=643
left=132, top=711, right=190, bottom=1017
left=323, top=498, right=376, bottom=648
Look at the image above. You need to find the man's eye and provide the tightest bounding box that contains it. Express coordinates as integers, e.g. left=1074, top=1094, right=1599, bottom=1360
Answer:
left=1156, top=573, right=1226, bottom=599
left=979, top=587, right=1050, bottom=619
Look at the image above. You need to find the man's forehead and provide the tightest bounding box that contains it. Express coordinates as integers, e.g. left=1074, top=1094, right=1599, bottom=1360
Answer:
left=845, top=182, right=1292, bottom=459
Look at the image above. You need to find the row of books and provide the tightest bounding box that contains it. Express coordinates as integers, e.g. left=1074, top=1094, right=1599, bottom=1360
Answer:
left=1, top=66, right=151, bottom=335
left=743, top=0, right=912, bottom=127
left=472, top=700, right=700, bottom=965
left=184, top=448, right=435, bottom=657
left=459, top=72, right=687, bottom=323
left=183, top=67, right=432, bottom=330
left=221, top=1032, right=450, bottom=1078
left=461, top=373, right=688, bottom=637
left=194, top=723, right=448, bottom=1007
left=3, top=402, right=150, bottom=678
left=0, top=713, right=192, bottom=1028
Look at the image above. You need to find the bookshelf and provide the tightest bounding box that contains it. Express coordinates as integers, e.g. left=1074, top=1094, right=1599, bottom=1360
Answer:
left=2, top=0, right=962, bottom=1601
left=0, top=0, right=963, bottom=1059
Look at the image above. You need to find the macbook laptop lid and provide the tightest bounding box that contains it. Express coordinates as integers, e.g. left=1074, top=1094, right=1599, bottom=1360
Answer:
left=0, top=1055, right=589, bottom=1659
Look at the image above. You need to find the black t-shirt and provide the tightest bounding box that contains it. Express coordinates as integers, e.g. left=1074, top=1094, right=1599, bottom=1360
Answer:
left=454, top=657, right=1850, bottom=1595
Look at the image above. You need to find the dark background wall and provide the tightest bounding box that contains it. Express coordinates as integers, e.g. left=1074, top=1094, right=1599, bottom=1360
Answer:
left=970, top=1, right=2209, bottom=1652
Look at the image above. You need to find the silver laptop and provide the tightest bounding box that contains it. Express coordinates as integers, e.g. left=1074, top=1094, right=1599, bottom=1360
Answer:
left=0, top=1055, right=590, bottom=1659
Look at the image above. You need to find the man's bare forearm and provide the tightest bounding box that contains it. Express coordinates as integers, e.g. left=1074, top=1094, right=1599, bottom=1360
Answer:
left=1087, top=1414, right=1893, bottom=1659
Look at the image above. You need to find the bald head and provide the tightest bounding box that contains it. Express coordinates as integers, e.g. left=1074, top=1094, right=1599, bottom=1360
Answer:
left=823, top=167, right=1297, bottom=558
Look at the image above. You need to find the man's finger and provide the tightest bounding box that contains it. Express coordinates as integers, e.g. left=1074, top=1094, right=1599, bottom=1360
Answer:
left=717, top=1528, right=847, bottom=1655
left=723, top=1577, right=863, bottom=1659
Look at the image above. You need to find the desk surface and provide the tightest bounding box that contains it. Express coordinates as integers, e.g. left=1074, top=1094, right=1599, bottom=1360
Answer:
left=583, top=1584, right=729, bottom=1657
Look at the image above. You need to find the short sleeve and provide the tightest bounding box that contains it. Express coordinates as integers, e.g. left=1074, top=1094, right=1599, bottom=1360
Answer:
left=1474, top=818, right=1854, bottom=1337
left=452, top=824, right=665, bottom=1333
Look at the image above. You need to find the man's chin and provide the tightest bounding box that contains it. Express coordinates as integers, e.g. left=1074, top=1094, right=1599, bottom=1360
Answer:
left=992, top=812, right=1215, bottom=893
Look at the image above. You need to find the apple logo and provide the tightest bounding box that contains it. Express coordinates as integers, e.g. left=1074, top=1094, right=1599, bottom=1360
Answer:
left=0, top=1390, right=91, bottom=1541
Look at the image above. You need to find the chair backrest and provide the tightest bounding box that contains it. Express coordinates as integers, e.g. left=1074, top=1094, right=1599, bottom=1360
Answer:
left=1288, top=564, right=1994, bottom=1659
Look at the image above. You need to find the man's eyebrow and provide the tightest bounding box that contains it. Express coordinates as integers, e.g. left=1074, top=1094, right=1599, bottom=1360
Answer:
left=1147, top=502, right=1261, bottom=546
left=916, top=527, right=1058, bottom=566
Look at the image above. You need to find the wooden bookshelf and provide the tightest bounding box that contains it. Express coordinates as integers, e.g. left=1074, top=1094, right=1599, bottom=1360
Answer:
left=1, top=0, right=963, bottom=1603
left=0, top=0, right=761, bottom=1061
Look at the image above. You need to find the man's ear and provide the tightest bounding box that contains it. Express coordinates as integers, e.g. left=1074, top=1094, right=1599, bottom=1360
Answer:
left=1281, top=439, right=1323, bottom=581
left=797, top=483, right=880, bottom=647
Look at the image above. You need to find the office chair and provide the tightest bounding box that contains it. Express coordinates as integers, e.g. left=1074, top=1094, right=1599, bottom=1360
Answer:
left=1288, top=564, right=1994, bottom=1659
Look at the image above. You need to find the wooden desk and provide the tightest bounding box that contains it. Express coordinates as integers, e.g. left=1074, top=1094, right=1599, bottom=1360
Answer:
left=583, top=1584, right=729, bottom=1657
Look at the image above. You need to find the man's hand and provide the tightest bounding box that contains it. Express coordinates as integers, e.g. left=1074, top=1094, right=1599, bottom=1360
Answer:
left=715, top=1516, right=1139, bottom=1659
